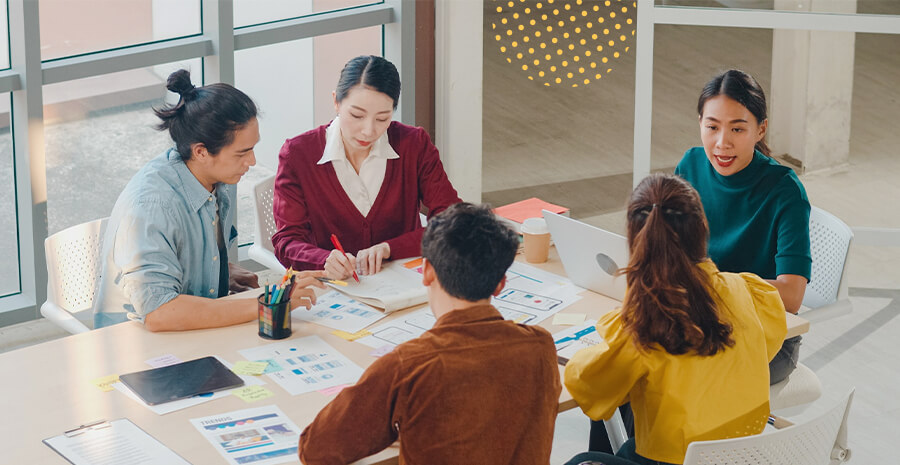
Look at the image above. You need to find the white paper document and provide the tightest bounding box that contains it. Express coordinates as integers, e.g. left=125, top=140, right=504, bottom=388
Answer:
left=356, top=263, right=584, bottom=348
left=553, top=320, right=604, bottom=365
left=43, top=419, right=189, bottom=465
left=190, top=405, right=302, bottom=465
left=112, top=356, right=265, bottom=415
left=238, top=336, right=364, bottom=396
left=329, top=258, right=427, bottom=313
left=293, top=290, right=387, bottom=333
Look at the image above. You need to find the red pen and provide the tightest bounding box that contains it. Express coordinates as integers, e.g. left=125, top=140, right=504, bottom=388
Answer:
left=330, top=234, right=360, bottom=283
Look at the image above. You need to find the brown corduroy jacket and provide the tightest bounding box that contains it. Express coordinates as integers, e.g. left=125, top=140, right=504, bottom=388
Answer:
left=297, top=304, right=561, bottom=465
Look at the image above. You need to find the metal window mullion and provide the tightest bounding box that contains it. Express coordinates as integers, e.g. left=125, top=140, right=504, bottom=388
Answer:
left=632, top=0, right=655, bottom=188
left=385, top=0, right=414, bottom=125
left=233, top=4, right=395, bottom=51
left=7, top=0, right=46, bottom=317
left=653, top=6, right=900, bottom=34
left=201, top=0, right=235, bottom=85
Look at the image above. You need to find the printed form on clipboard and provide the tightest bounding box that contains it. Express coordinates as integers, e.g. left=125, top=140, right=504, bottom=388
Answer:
left=326, top=257, right=427, bottom=313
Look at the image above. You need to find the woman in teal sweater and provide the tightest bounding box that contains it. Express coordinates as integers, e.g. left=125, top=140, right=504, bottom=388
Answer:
left=675, top=69, right=810, bottom=384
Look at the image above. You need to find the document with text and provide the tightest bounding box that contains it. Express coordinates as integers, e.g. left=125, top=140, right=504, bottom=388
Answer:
left=43, top=419, right=189, bottom=465
left=191, top=405, right=301, bottom=465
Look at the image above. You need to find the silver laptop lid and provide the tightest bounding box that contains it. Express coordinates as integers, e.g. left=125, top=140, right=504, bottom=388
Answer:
left=542, top=210, right=628, bottom=301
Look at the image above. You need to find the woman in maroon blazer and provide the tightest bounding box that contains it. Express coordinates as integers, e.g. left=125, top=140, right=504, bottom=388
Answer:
left=273, top=55, right=461, bottom=279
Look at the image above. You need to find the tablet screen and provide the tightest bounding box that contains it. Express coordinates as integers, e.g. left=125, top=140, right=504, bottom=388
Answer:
left=119, top=356, right=244, bottom=405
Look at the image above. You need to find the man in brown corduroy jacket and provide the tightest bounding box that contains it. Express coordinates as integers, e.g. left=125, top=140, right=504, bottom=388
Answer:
left=298, top=202, right=561, bottom=465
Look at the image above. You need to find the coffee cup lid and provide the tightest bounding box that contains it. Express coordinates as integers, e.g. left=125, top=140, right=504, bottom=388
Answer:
left=521, top=217, right=549, bottom=235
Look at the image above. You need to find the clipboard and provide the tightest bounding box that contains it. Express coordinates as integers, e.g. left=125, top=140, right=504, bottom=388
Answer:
left=43, top=418, right=190, bottom=464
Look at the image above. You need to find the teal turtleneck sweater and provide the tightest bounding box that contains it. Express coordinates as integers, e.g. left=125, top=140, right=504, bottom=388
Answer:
left=675, top=147, right=811, bottom=281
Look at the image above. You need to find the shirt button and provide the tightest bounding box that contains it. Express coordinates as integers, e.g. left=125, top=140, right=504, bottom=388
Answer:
left=213, top=256, right=218, bottom=261
left=212, top=220, right=217, bottom=226
left=209, top=288, right=216, bottom=294
left=208, top=196, right=214, bottom=202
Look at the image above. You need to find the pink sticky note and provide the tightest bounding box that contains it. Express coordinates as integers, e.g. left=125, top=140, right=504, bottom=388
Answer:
left=317, top=384, right=349, bottom=396
left=370, top=345, right=395, bottom=358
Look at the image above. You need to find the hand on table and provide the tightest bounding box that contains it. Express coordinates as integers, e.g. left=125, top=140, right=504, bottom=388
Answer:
left=288, top=270, right=327, bottom=311
left=325, top=249, right=357, bottom=280
left=229, top=263, right=259, bottom=292
left=356, top=242, right=391, bottom=276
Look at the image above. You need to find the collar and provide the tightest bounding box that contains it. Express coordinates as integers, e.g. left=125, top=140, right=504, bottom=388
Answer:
left=697, top=258, right=720, bottom=276
left=316, top=116, right=400, bottom=165
left=712, top=149, right=768, bottom=187
left=434, top=304, right=504, bottom=328
left=168, top=148, right=219, bottom=212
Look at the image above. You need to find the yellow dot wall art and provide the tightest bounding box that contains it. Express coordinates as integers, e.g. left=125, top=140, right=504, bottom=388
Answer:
left=491, top=0, right=636, bottom=88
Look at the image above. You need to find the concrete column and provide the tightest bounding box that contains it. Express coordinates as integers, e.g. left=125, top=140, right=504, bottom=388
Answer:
left=770, top=0, right=857, bottom=173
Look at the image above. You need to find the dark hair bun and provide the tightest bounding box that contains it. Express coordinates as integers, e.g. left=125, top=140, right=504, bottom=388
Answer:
left=166, top=69, right=196, bottom=97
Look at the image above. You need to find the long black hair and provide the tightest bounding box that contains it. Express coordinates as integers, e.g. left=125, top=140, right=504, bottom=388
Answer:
left=697, top=69, right=771, bottom=157
left=154, top=69, right=257, bottom=160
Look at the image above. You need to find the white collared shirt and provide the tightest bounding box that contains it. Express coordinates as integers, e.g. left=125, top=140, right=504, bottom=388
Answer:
left=317, top=117, right=400, bottom=217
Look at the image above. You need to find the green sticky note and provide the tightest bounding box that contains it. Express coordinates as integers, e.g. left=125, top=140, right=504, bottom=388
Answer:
left=232, top=385, right=274, bottom=403
left=258, top=359, right=283, bottom=374
left=232, top=361, right=269, bottom=376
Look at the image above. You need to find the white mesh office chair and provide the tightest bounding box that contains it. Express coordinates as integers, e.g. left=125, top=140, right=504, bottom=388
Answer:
left=40, top=217, right=108, bottom=334
left=249, top=175, right=286, bottom=273
left=682, top=389, right=854, bottom=465
left=803, top=206, right=854, bottom=313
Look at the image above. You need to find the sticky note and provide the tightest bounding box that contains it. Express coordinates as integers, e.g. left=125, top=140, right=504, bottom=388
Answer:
left=145, top=354, right=182, bottom=368
left=91, top=374, right=120, bottom=392
left=553, top=313, right=586, bottom=326
left=317, top=385, right=349, bottom=396
left=232, top=361, right=269, bottom=376
left=257, top=359, right=283, bottom=374
left=404, top=258, right=424, bottom=269
left=331, top=329, right=372, bottom=341
left=370, top=345, right=395, bottom=358
left=232, top=386, right=274, bottom=403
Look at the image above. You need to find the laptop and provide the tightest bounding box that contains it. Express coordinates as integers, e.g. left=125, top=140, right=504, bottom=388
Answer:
left=542, top=210, right=629, bottom=301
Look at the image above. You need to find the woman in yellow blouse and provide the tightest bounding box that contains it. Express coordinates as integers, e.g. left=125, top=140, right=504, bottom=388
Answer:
left=563, top=173, right=787, bottom=465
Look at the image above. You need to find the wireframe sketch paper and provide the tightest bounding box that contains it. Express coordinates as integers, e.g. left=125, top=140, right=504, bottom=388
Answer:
left=191, top=405, right=302, bottom=465
left=292, top=290, right=387, bottom=333
left=238, top=336, right=364, bottom=396
left=328, top=258, right=427, bottom=313
left=553, top=320, right=605, bottom=365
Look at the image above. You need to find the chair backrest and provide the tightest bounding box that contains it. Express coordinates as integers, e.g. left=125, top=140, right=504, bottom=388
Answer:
left=683, top=389, right=854, bottom=465
left=803, top=206, right=854, bottom=309
left=44, top=217, right=108, bottom=313
left=253, top=175, right=278, bottom=254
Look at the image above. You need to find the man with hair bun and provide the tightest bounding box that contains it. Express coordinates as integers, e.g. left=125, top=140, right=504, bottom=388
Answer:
left=93, top=69, right=325, bottom=331
left=297, top=202, right=560, bottom=465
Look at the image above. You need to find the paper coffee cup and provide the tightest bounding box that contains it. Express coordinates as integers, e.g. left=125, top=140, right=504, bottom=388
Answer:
left=521, top=217, right=551, bottom=263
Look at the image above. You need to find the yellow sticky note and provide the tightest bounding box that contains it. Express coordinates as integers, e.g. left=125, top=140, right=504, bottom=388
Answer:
left=232, top=386, right=274, bottom=403
left=331, top=329, right=372, bottom=341
left=91, top=374, right=120, bottom=392
left=232, top=361, right=269, bottom=376
left=553, top=313, right=586, bottom=326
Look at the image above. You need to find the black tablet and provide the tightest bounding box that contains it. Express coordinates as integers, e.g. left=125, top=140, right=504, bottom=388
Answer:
left=119, top=356, right=244, bottom=405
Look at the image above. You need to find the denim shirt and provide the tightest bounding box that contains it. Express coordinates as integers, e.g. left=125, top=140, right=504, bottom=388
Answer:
left=93, top=149, right=238, bottom=328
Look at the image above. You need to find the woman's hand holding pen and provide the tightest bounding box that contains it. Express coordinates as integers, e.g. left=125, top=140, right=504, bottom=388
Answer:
left=288, top=270, right=328, bottom=310
left=325, top=249, right=357, bottom=280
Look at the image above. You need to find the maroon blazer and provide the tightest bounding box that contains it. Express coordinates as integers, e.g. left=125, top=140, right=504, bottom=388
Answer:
left=272, top=121, right=461, bottom=270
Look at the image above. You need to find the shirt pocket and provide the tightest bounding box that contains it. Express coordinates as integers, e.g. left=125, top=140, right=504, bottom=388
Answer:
left=228, top=225, right=239, bottom=248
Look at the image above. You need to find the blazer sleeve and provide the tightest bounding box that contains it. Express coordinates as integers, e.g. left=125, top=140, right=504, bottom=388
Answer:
left=385, top=129, right=461, bottom=259
left=272, top=138, right=330, bottom=270
left=298, top=352, right=401, bottom=465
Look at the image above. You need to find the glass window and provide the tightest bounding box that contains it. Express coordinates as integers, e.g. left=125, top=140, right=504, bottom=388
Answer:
left=39, top=0, right=201, bottom=61
left=234, top=0, right=382, bottom=29
left=0, top=0, right=9, bottom=70
left=234, top=26, right=380, bottom=246
left=483, top=0, right=637, bottom=225
left=0, top=93, right=17, bottom=296
left=43, top=59, right=202, bottom=235
left=654, top=0, right=900, bottom=15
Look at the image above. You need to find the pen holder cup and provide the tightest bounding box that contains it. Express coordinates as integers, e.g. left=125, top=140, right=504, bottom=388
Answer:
left=258, top=294, right=292, bottom=340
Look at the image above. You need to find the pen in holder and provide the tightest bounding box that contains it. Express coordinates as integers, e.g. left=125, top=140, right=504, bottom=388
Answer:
left=258, top=279, right=293, bottom=339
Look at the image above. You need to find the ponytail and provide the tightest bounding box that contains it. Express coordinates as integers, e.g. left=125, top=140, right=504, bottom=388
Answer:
left=621, top=174, right=734, bottom=356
